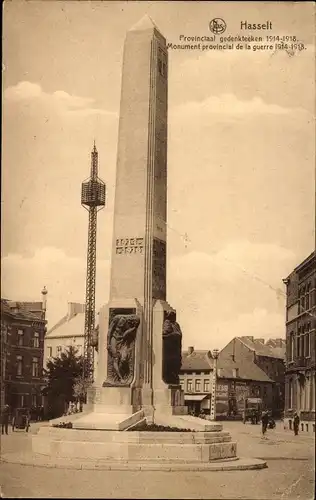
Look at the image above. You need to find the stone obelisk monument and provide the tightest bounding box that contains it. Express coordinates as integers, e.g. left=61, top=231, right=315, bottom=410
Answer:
left=29, top=15, right=264, bottom=471
left=86, top=14, right=187, bottom=428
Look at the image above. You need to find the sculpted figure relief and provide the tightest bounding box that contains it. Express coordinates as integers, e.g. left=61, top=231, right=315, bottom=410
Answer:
left=162, top=311, right=182, bottom=385
left=106, top=314, right=140, bottom=385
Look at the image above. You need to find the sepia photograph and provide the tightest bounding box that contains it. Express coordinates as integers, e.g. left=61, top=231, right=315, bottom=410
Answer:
left=1, top=1, right=315, bottom=498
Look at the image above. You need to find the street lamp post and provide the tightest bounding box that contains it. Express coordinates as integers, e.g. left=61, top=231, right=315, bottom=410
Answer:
left=210, top=349, right=219, bottom=421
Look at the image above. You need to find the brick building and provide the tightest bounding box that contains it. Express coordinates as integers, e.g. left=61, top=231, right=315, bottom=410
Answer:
left=219, top=336, right=286, bottom=416
left=283, top=251, right=316, bottom=434
left=180, top=346, right=274, bottom=418
left=1, top=297, right=47, bottom=409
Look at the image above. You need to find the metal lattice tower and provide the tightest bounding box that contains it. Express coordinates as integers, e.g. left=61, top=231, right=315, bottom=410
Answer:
left=81, top=143, right=106, bottom=381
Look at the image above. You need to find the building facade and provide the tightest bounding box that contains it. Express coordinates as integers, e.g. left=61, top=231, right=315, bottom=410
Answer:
left=180, top=346, right=274, bottom=418
left=1, top=298, right=47, bottom=409
left=284, top=251, right=316, bottom=434
left=219, top=336, right=285, bottom=417
left=44, top=302, right=86, bottom=367
left=180, top=348, right=214, bottom=415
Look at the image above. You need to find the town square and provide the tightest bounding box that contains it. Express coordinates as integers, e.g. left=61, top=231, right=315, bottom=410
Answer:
left=1, top=1, right=315, bottom=498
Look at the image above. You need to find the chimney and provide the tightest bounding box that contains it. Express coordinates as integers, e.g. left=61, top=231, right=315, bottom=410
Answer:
left=240, top=336, right=254, bottom=342
left=274, top=338, right=284, bottom=348
left=67, top=302, right=85, bottom=319
left=188, top=346, right=194, bottom=355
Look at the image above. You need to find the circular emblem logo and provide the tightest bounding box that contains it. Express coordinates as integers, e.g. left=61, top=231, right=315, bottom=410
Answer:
left=209, top=18, right=227, bottom=34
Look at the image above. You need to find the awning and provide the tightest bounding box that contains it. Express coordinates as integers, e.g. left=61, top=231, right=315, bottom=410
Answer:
left=184, top=394, right=208, bottom=402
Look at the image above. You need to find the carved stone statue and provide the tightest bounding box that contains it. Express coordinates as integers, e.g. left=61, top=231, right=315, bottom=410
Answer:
left=91, top=325, right=99, bottom=352
left=162, top=311, right=182, bottom=385
left=106, top=314, right=140, bottom=385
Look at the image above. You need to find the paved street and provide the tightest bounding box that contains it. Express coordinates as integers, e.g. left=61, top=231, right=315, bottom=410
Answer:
left=0, top=421, right=314, bottom=499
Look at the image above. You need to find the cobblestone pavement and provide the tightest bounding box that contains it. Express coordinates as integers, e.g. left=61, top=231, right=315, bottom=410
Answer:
left=0, top=421, right=314, bottom=499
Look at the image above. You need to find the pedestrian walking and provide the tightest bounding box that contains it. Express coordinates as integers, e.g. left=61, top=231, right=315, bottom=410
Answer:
left=293, top=411, right=300, bottom=436
left=1, top=404, right=10, bottom=435
left=261, top=410, right=269, bottom=439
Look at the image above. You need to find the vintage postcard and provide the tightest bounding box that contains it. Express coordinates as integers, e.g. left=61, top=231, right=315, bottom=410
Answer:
left=1, top=1, right=315, bottom=499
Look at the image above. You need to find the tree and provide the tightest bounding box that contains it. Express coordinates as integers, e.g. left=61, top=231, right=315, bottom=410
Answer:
left=43, top=346, right=84, bottom=418
left=73, top=376, right=93, bottom=411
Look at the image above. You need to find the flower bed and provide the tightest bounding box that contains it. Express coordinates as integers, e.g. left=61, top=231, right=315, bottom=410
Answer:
left=52, top=422, right=73, bottom=429
left=128, top=423, right=193, bottom=432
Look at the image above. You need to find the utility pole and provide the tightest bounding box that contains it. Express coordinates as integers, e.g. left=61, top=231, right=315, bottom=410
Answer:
left=210, top=349, right=219, bottom=421
left=81, top=143, right=106, bottom=382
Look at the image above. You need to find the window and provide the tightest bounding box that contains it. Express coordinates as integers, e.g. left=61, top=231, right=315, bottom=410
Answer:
left=204, top=380, right=210, bottom=393
left=289, top=378, right=293, bottom=409
left=187, top=379, right=193, bottom=392
left=47, top=346, right=52, bottom=357
left=32, top=394, right=37, bottom=407
left=297, top=333, right=301, bottom=357
left=306, top=286, right=310, bottom=310
left=305, top=331, right=310, bottom=357
left=300, top=335, right=304, bottom=359
left=32, top=357, right=39, bottom=377
left=298, top=289, right=301, bottom=314
left=56, top=346, right=62, bottom=356
left=195, top=379, right=201, bottom=392
left=289, top=332, right=294, bottom=361
left=33, top=332, right=40, bottom=348
left=180, top=380, right=184, bottom=390
left=16, top=356, right=23, bottom=376
left=17, top=329, right=24, bottom=346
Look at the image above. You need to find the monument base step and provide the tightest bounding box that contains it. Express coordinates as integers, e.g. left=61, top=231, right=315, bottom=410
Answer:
left=49, top=409, right=144, bottom=431
left=1, top=452, right=267, bottom=471
left=32, top=427, right=238, bottom=462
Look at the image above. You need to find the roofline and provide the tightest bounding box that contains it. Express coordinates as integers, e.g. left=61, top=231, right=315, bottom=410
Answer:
left=1, top=299, right=46, bottom=323
left=45, top=334, right=84, bottom=340
left=236, top=337, right=255, bottom=352
left=236, top=337, right=285, bottom=359
left=294, top=251, right=316, bottom=273
left=218, top=375, right=274, bottom=383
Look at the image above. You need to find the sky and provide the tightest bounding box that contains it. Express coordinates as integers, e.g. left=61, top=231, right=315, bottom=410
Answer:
left=2, top=1, right=315, bottom=350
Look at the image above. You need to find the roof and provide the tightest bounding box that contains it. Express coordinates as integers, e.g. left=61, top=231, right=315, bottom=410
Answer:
left=238, top=337, right=285, bottom=360
left=217, top=358, right=273, bottom=383
left=1, top=299, right=45, bottom=323
left=46, top=312, right=85, bottom=339
left=294, top=251, right=315, bottom=273
left=181, top=350, right=213, bottom=371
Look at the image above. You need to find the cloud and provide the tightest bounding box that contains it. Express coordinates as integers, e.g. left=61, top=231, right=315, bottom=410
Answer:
left=4, top=81, right=43, bottom=100
left=168, top=240, right=296, bottom=349
left=1, top=247, right=110, bottom=329
left=171, top=93, right=296, bottom=120
left=207, top=309, right=286, bottom=348
left=4, top=81, right=115, bottom=117
left=169, top=240, right=296, bottom=287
